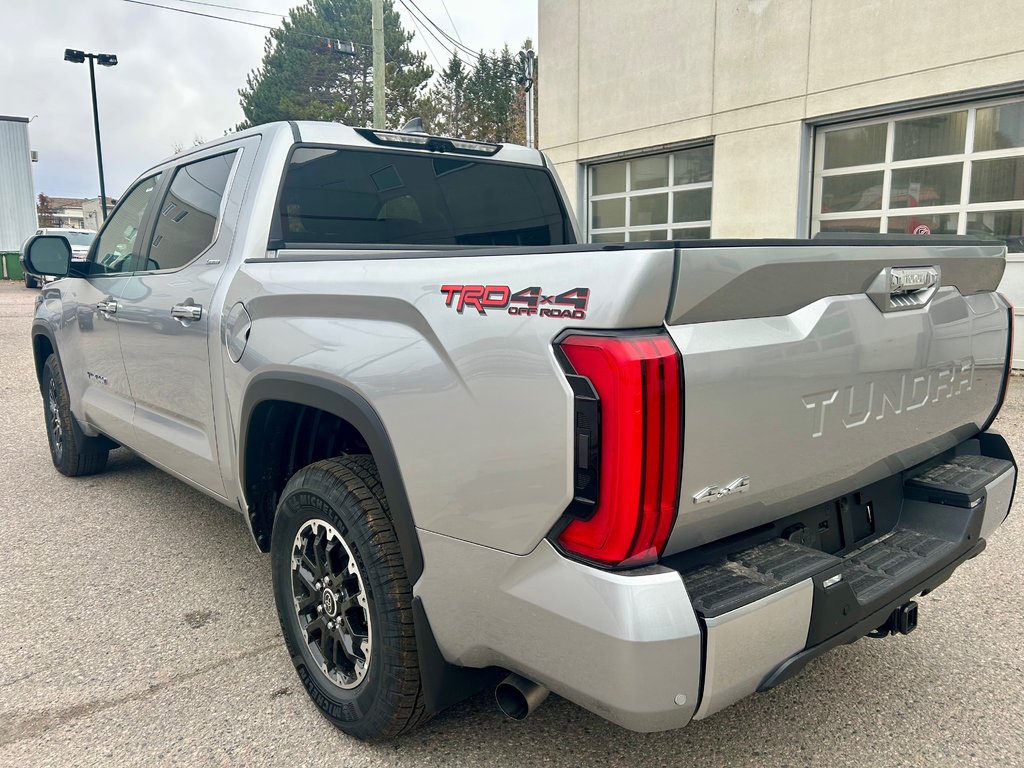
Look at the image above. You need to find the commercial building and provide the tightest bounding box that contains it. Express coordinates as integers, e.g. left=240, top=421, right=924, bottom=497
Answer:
left=538, top=0, right=1024, bottom=363
left=0, top=115, right=38, bottom=269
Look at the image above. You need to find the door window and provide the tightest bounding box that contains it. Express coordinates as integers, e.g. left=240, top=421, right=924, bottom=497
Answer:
left=88, top=173, right=162, bottom=275
left=143, top=152, right=237, bottom=272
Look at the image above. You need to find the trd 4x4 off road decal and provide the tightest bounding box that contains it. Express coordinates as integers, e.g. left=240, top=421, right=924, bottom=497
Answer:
left=440, top=285, right=590, bottom=319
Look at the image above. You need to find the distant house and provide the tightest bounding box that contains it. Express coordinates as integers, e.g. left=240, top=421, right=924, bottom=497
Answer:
left=83, top=197, right=116, bottom=230
left=38, top=195, right=116, bottom=230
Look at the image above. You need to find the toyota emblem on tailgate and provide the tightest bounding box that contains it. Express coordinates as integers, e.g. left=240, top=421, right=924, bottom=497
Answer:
left=889, top=266, right=938, bottom=294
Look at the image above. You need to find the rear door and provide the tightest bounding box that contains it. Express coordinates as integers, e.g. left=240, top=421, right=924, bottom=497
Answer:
left=116, top=147, right=247, bottom=496
left=56, top=173, right=163, bottom=443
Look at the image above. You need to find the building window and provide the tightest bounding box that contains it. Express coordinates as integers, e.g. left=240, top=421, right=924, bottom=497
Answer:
left=813, top=97, right=1024, bottom=245
left=587, top=145, right=713, bottom=243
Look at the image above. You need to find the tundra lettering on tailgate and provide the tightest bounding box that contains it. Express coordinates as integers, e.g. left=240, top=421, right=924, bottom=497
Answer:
left=440, top=285, right=590, bottom=319
left=802, top=357, right=975, bottom=438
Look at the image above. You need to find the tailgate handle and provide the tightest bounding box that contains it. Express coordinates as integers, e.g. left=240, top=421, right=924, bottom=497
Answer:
left=868, top=266, right=940, bottom=312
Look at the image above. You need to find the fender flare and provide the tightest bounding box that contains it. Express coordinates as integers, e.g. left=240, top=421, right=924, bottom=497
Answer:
left=238, top=370, right=424, bottom=581
left=30, top=321, right=61, bottom=396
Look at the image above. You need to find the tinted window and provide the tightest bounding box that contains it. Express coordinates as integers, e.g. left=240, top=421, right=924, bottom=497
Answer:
left=144, top=152, right=236, bottom=272
left=89, top=174, right=162, bottom=274
left=278, top=147, right=571, bottom=246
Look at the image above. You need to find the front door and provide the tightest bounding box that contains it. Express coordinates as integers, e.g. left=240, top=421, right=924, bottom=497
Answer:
left=116, top=149, right=242, bottom=497
left=56, top=173, right=163, bottom=444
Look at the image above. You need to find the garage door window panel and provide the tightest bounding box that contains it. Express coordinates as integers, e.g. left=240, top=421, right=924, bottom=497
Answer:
left=889, top=164, right=963, bottom=208
left=592, top=161, right=627, bottom=195
left=823, top=124, right=887, bottom=170
left=592, top=198, right=625, bottom=230
left=974, top=103, right=1024, bottom=152
left=887, top=213, right=959, bottom=235
left=820, top=171, right=884, bottom=213
left=970, top=157, right=1024, bottom=204
left=893, top=111, right=967, bottom=161
left=631, top=193, right=668, bottom=226
left=967, top=210, right=1024, bottom=240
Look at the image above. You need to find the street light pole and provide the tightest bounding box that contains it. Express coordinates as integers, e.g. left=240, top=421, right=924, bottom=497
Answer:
left=65, top=49, right=118, bottom=221
left=86, top=56, right=109, bottom=220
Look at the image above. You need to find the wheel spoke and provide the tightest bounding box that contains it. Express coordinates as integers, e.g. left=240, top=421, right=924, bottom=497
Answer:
left=305, top=614, right=327, bottom=645
left=294, top=590, right=319, bottom=614
left=335, top=586, right=358, bottom=609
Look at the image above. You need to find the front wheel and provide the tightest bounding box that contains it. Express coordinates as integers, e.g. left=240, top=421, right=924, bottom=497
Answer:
left=41, top=355, right=109, bottom=476
left=270, top=455, right=428, bottom=740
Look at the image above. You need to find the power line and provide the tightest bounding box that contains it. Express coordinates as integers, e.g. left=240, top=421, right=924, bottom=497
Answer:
left=119, top=0, right=376, bottom=51
left=403, top=9, right=444, bottom=72
left=437, top=0, right=463, bottom=44
left=122, top=0, right=279, bottom=30
left=403, top=0, right=480, bottom=60
left=397, top=0, right=470, bottom=71
left=167, top=0, right=285, bottom=17
left=397, top=3, right=484, bottom=80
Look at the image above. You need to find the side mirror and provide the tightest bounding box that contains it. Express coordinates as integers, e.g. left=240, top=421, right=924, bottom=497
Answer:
left=24, top=235, right=72, bottom=278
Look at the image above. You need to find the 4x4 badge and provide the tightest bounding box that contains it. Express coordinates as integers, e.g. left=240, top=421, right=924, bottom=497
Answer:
left=693, top=476, right=750, bottom=504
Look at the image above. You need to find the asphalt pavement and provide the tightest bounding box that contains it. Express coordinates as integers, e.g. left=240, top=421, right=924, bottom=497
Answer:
left=1, top=280, right=1022, bottom=767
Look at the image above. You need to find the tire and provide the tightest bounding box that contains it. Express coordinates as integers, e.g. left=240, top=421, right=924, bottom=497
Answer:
left=271, top=455, right=428, bottom=740
left=25, top=273, right=38, bottom=289
left=41, top=355, right=109, bottom=476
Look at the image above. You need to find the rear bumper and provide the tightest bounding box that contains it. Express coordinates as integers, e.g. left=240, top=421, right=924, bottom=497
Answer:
left=414, top=432, right=1015, bottom=732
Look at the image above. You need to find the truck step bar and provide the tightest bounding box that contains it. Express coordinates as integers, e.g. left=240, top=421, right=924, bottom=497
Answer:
left=681, top=453, right=1014, bottom=619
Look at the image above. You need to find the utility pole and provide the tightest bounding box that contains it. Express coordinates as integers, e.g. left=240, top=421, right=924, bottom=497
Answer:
left=372, top=0, right=385, bottom=129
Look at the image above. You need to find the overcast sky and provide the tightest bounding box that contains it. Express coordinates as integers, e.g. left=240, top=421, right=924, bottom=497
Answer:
left=1, top=0, right=536, bottom=200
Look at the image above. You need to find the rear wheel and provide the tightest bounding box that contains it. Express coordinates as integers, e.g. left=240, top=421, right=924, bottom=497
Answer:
left=270, top=455, right=428, bottom=740
left=42, top=355, right=109, bottom=476
left=24, top=273, right=38, bottom=289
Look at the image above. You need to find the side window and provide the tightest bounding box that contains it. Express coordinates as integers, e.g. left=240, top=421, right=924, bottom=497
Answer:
left=144, top=152, right=237, bottom=272
left=89, top=173, right=162, bottom=274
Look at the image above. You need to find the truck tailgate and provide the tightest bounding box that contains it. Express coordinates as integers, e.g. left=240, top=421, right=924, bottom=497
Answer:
left=663, top=242, right=1010, bottom=554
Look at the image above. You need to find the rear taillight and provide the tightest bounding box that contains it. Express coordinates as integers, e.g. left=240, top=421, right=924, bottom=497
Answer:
left=555, top=333, right=682, bottom=568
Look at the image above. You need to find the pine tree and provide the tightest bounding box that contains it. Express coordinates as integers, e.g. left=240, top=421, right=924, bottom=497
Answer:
left=464, top=45, right=520, bottom=143
left=237, top=0, right=432, bottom=130
left=421, top=53, right=470, bottom=137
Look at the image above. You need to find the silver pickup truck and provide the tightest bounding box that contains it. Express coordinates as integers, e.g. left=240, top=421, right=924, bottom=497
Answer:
left=24, top=121, right=1016, bottom=740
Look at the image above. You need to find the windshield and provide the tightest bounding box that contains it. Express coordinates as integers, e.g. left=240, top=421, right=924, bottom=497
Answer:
left=62, top=232, right=96, bottom=246
left=278, top=146, right=574, bottom=247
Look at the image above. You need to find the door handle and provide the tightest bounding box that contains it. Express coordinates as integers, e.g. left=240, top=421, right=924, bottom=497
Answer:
left=171, top=303, right=203, bottom=322
left=96, top=300, right=118, bottom=314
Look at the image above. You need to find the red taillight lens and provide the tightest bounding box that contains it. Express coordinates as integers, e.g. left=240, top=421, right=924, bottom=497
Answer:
left=556, top=333, right=682, bottom=568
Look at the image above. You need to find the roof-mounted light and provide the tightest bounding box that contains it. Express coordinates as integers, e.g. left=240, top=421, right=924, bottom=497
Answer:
left=354, top=128, right=500, bottom=156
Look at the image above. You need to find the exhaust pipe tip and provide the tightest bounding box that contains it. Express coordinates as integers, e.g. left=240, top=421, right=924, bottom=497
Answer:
left=495, top=673, right=549, bottom=720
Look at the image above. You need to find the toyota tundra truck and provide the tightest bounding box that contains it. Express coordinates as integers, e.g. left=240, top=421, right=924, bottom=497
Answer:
left=23, top=121, right=1015, bottom=740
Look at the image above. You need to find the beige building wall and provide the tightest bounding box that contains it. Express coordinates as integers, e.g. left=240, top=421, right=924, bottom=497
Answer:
left=539, top=0, right=1024, bottom=238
